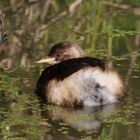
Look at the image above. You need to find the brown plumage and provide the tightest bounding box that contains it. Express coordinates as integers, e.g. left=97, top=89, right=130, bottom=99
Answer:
left=35, top=41, right=125, bottom=107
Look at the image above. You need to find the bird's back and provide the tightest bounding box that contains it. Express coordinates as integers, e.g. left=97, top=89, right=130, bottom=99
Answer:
left=35, top=57, right=105, bottom=100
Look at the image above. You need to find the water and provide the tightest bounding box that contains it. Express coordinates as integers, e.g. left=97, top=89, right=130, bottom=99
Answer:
left=0, top=57, right=140, bottom=140
left=0, top=0, right=140, bottom=140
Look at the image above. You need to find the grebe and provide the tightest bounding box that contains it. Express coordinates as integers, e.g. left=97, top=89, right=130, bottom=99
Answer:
left=35, top=41, right=124, bottom=107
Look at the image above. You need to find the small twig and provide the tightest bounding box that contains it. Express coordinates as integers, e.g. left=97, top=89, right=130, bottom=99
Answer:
left=102, top=1, right=140, bottom=16
left=40, top=11, right=68, bottom=32
left=124, top=34, right=140, bottom=90
left=40, top=0, right=51, bottom=22
left=40, top=0, right=83, bottom=32
left=124, top=51, right=138, bottom=91
left=69, top=0, right=83, bottom=15
left=33, top=0, right=83, bottom=44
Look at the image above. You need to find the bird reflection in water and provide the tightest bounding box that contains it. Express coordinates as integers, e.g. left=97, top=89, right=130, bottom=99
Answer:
left=41, top=103, right=121, bottom=139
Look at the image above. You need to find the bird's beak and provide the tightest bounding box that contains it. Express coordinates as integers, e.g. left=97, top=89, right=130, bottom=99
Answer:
left=36, top=57, right=57, bottom=65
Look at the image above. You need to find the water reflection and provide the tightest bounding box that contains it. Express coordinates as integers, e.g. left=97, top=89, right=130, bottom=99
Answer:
left=41, top=103, right=121, bottom=139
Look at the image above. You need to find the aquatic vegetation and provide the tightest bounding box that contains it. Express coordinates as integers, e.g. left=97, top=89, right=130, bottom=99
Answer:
left=0, top=0, right=140, bottom=139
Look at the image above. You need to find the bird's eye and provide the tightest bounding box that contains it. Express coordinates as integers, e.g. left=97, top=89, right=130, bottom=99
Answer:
left=56, top=52, right=61, bottom=57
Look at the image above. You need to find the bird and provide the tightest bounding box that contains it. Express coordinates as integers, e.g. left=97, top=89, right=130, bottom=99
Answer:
left=35, top=41, right=125, bottom=107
